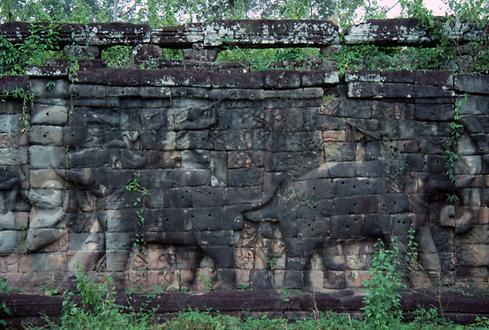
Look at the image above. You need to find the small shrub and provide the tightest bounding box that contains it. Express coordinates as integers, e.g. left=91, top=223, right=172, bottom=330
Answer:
left=163, top=310, right=241, bottom=330
left=0, top=278, right=10, bottom=327
left=50, top=272, right=155, bottom=330
left=362, top=238, right=404, bottom=330
left=102, top=46, right=133, bottom=68
left=201, top=274, right=214, bottom=293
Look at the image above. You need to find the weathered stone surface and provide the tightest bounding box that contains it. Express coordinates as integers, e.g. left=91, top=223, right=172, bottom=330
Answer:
left=455, top=74, right=489, bottom=94
left=348, top=81, right=417, bottom=99
left=0, top=114, right=23, bottom=133
left=2, top=21, right=489, bottom=296
left=29, top=146, right=66, bottom=169
left=461, top=115, right=489, bottom=134
left=415, top=103, right=453, bottom=121
left=29, top=125, right=63, bottom=145
left=31, top=104, right=68, bottom=125
left=344, top=18, right=482, bottom=46
left=203, top=20, right=339, bottom=47
left=264, top=71, right=301, bottom=89
left=0, top=231, right=21, bottom=255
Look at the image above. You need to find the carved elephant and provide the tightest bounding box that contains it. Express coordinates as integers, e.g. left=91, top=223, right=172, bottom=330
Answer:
left=242, top=160, right=428, bottom=289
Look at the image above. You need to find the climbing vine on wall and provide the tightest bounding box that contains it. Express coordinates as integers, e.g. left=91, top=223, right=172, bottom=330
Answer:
left=125, top=173, right=150, bottom=248
left=444, top=95, right=466, bottom=203
left=0, top=88, right=34, bottom=134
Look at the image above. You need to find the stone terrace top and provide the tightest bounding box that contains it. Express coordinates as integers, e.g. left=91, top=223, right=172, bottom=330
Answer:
left=0, top=18, right=486, bottom=48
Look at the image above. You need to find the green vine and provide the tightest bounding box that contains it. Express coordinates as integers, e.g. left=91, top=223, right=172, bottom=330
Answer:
left=444, top=95, right=466, bottom=203
left=407, top=226, right=419, bottom=271
left=124, top=173, right=150, bottom=248
left=0, top=88, right=35, bottom=134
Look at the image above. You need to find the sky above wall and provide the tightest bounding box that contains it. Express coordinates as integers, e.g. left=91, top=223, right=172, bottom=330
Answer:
left=380, top=0, right=448, bottom=17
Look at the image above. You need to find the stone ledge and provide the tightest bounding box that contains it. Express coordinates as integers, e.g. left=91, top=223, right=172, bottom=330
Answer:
left=0, top=76, right=30, bottom=94
left=345, top=18, right=486, bottom=45
left=75, top=68, right=340, bottom=88
left=2, top=289, right=489, bottom=327
left=1, top=18, right=485, bottom=49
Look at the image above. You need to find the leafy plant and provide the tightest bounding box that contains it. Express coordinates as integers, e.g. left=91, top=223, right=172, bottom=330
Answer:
left=0, top=278, right=10, bottom=328
left=267, top=257, right=277, bottom=271
left=125, top=173, right=150, bottom=248
left=0, top=22, right=60, bottom=76
left=217, top=47, right=321, bottom=71
left=237, top=283, right=251, bottom=290
left=407, top=226, right=419, bottom=271
left=280, top=186, right=317, bottom=209
left=0, top=88, right=35, bottom=134
left=444, top=95, right=466, bottom=203
left=446, top=193, right=459, bottom=204
left=362, top=238, right=404, bottom=330
left=410, top=307, right=453, bottom=328
left=200, top=274, right=214, bottom=293
left=49, top=272, right=155, bottom=330
left=101, top=46, right=133, bottom=68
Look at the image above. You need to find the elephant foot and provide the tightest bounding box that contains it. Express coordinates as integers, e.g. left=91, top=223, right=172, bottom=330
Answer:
left=214, top=269, right=236, bottom=291
left=284, top=270, right=304, bottom=289
left=109, top=271, right=126, bottom=289
left=251, top=269, right=273, bottom=289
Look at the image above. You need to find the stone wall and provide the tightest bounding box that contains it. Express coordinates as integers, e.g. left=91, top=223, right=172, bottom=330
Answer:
left=0, top=19, right=489, bottom=293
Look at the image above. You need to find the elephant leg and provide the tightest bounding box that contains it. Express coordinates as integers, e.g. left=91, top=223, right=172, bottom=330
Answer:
left=320, top=242, right=347, bottom=290
left=412, top=225, right=442, bottom=286
left=199, top=244, right=236, bottom=290
left=283, top=238, right=319, bottom=289
left=105, top=231, right=135, bottom=287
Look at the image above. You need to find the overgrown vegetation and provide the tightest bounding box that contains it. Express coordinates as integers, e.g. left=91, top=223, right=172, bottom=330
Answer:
left=44, top=272, right=156, bottom=330
left=15, top=261, right=489, bottom=329
left=0, top=22, right=60, bottom=76
left=444, top=95, right=466, bottom=204
left=217, top=47, right=322, bottom=71
left=362, top=238, right=404, bottom=329
left=0, top=278, right=10, bottom=327
left=1, top=1, right=489, bottom=75
left=125, top=173, right=150, bottom=248
left=0, top=87, right=35, bottom=133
